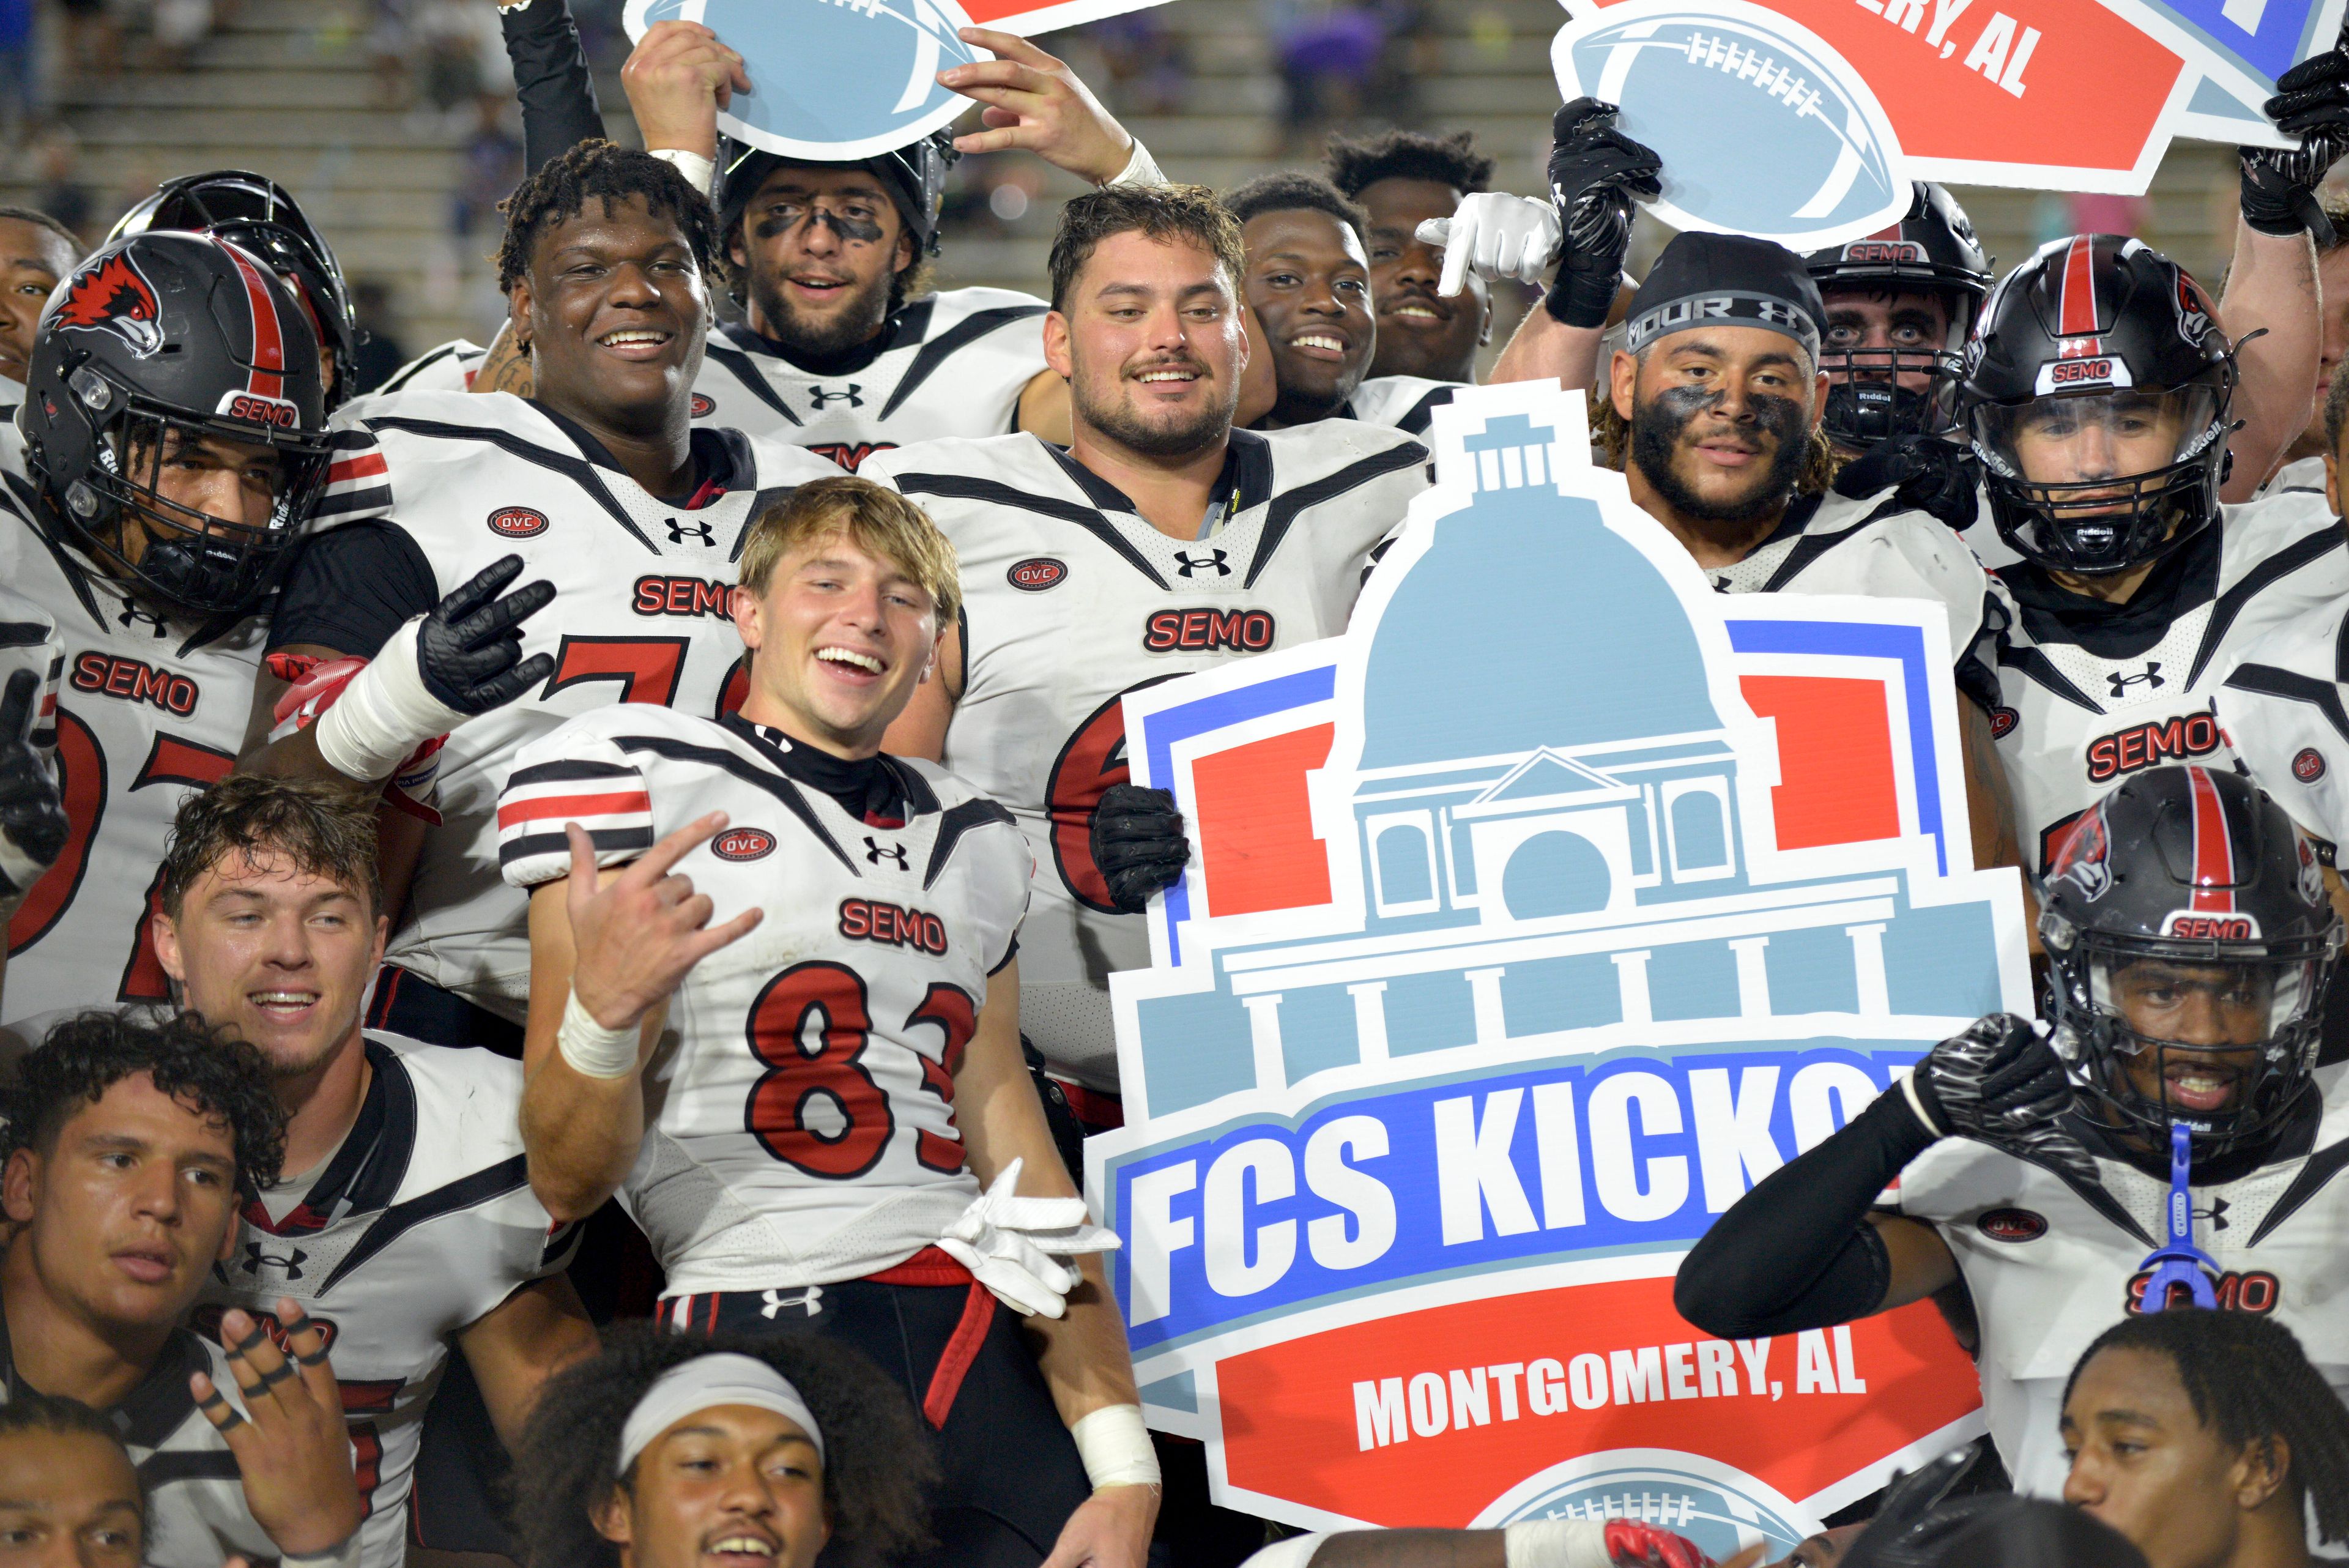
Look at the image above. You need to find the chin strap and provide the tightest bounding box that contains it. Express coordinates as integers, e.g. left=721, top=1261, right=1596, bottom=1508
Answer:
left=2136, top=1121, right=2219, bottom=1311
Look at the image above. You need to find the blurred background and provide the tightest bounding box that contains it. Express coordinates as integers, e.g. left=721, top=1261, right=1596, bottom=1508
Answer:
left=0, top=0, right=2260, bottom=393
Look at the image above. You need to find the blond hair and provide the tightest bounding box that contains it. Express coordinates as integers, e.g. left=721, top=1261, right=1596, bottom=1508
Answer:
left=737, top=476, right=962, bottom=625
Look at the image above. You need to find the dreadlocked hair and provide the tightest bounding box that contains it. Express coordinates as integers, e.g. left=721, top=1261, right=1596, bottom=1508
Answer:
left=509, top=1323, right=933, bottom=1568
left=2065, top=1311, right=2349, bottom=1539
left=1323, top=129, right=1495, bottom=202
left=1589, top=346, right=1842, bottom=494
left=495, top=139, right=724, bottom=294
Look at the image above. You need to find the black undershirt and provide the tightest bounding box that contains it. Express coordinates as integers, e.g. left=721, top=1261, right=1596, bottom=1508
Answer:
left=725, top=715, right=911, bottom=827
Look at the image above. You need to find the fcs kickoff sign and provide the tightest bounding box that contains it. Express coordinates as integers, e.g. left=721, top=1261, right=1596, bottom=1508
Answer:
left=1084, top=381, right=2032, bottom=1546
left=1564, top=0, right=2345, bottom=248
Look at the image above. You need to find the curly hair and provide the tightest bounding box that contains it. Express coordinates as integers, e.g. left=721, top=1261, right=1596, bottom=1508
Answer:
left=2065, top=1310, right=2349, bottom=1539
left=0, top=1011, right=285, bottom=1200
left=510, top=1324, right=933, bottom=1568
left=157, top=775, right=382, bottom=921
left=495, top=140, right=724, bottom=295
left=1592, top=347, right=1842, bottom=496
left=1322, top=130, right=1494, bottom=203
left=1220, top=171, right=1370, bottom=247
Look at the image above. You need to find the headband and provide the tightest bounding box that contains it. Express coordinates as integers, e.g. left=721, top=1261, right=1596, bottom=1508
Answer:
left=617, top=1354, right=825, bottom=1476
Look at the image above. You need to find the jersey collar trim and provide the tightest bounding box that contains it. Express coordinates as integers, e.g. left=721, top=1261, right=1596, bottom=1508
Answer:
left=719, top=297, right=938, bottom=381
left=720, top=714, right=940, bottom=822
left=525, top=401, right=748, bottom=508
left=1039, top=430, right=1273, bottom=524
left=242, top=1040, right=415, bottom=1238
left=0, top=1312, right=210, bottom=1451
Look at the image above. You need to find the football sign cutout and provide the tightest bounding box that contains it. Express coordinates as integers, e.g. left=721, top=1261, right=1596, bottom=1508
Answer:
left=1086, top=380, right=2033, bottom=1540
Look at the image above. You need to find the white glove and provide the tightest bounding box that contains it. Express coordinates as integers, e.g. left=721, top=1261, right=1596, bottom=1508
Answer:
left=938, top=1157, right=1122, bottom=1318
left=1416, top=193, right=1564, bottom=295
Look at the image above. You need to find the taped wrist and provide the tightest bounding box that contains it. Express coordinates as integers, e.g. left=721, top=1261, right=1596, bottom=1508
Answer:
left=311, top=618, right=471, bottom=782
left=1543, top=266, right=1621, bottom=330
left=557, top=989, right=640, bottom=1079
left=651, top=147, right=716, bottom=196
left=1105, top=138, right=1167, bottom=188
left=1505, top=1521, right=1610, bottom=1568
left=1071, top=1403, right=1161, bottom=1490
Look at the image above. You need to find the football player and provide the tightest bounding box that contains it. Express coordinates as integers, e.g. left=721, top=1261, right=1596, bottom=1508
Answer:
left=0, top=207, right=81, bottom=407
left=501, top=478, right=1159, bottom=1568
left=141, top=775, right=598, bottom=1568
left=610, top=17, right=1157, bottom=469
left=108, top=171, right=361, bottom=410
left=2061, top=1310, right=2349, bottom=1567
left=0, top=1010, right=362, bottom=1568
left=1677, top=765, right=2349, bottom=1496
left=0, top=232, right=335, bottom=1030
left=864, top=182, right=1431, bottom=1112
left=0, top=598, right=64, bottom=1024
left=1959, top=236, right=2349, bottom=880
left=242, top=141, right=841, bottom=1050
left=1325, top=129, right=1493, bottom=387
left=0, top=1391, right=149, bottom=1568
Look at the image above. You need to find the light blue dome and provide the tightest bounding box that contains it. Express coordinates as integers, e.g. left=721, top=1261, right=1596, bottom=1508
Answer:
left=1360, top=439, right=1720, bottom=770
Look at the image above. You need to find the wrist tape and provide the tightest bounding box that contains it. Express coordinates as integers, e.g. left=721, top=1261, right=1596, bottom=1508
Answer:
left=1105, top=139, right=1167, bottom=188
left=557, top=989, right=640, bottom=1079
left=650, top=147, right=717, bottom=197
left=1071, top=1403, right=1160, bottom=1490
left=1505, top=1521, right=1610, bottom=1568
left=312, top=618, right=470, bottom=783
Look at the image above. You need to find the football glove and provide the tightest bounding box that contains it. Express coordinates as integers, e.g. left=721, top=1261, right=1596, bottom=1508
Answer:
left=1545, top=97, right=1661, bottom=327
left=1831, top=433, right=1983, bottom=534
left=1905, top=1014, right=2095, bottom=1183
left=2243, top=31, right=2349, bottom=240
left=0, top=669, right=66, bottom=901
left=415, top=554, right=558, bottom=715
left=1090, top=783, right=1190, bottom=913
left=938, top=1158, right=1121, bottom=1318
left=1416, top=193, right=1562, bottom=293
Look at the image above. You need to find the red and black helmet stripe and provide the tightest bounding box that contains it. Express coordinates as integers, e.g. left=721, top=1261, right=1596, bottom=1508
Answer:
left=2184, top=764, right=2239, bottom=913
left=2056, top=234, right=2106, bottom=341
left=217, top=237, right=287, bottom=401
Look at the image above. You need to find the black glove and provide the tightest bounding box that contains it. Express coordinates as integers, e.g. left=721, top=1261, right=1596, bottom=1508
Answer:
left=1832, top=433, right=1983, bottom=534
left=0, top=669, right=67, bottom=901
left=1089, top=784, right=1190, bottom=914
left=417, top=554, right=556, bottom=715
left=1907, top=1014, right=2093, bottom=1182
left=1544, top=97, right=1662, bottom=329
left=2244, top=37, right=2349, bottom=240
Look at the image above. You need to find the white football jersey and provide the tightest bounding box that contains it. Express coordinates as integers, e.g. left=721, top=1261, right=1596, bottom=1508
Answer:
left=278, top=390, right=843, bottom=1022
left=498, top=705, right=1028, bottom=1293
left=0, top=436, right=269, bottom=1027
left=374, top=338, right=489, bottom=395
left=864, top=424, right=1431, bottom=1088
left=2212, top=596, right=2349, bottom=853
left=2254, top=453, right=2328, bottom=503
left=1894, top=1066, right=2349, bottom=1495
left=0, top=584, right=60, bottom=754
left=197, top=1031, right=574, bottom=1568
left=1340, top=374, right=1463, bottom=437
left=692, top=288, right=1049, bottom=472
left=1986, top=495, right=2349, bottom=872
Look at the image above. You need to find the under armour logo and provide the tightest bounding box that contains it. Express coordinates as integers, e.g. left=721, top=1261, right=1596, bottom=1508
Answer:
left=2195, top=1197, right=2231, bottom=1232
left=864, top=836, right=909, bottom=869
left=1173, top=549, right=1231, bottom=578
left=807, top=384, right=864, bottom=409
left=116, top=599, right=168, bottom=637
left=666, top=519, right=716, bottom=546
left=2107, top=663, right=2165, bottom=697
left=242, top=1244, right=307, bottom=1279
left=760, top=1286, right=824, bottom=1319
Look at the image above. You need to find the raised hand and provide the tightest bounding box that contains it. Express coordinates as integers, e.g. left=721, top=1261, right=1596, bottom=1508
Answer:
left=1545, top=98, right=1662, bottom=327
left=2245, top=28, right=2349, bottom=241
left=0, top=669, right=65, bottom=902
left=191, top=1302, right=362, bottom=1557
left=1908, top=1014, right=2094, bottom=1182
left=416, top=554, right=556, bottom=716
left=1417, top=192, right=1563, bottom=295
left=566, top=812, right=764, bottom=1035
left=620, top=20, right=751, bottom=159
left=938, top=28, right=1136, bottom=187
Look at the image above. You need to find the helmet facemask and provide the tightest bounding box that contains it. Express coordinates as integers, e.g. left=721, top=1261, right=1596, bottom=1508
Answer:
left=1817, top=289, right=1975, bottom=449
left=1971, top=380, right=2231, bottom=576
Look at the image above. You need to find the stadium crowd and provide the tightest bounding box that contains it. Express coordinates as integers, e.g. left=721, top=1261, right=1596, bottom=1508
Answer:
left=6, top=0, right=2349, bottom=1564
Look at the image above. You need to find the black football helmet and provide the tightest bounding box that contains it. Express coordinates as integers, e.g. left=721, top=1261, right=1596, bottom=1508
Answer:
left=716, top=130, right=960, bottom=259
left=1805, top=182, right=1992, bottom=449
left=20, top=232, right=333, bottom=618
left=1958, top=234, right=2235, bottom=576
left=2039, top=766, right=2340, bottom=1159
left=108, top=169, right=357, bottom=406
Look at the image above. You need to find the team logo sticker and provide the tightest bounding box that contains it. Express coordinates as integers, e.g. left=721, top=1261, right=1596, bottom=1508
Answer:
left=689, top=393, right=716, bottom=418
left=1977, top=1207, right=2048, bottom=1243
left=2295, top=746, right=2327, bottom=782
left=1988, top=705, right=2018, bottom=740
left=488, top=507, right=549, bottom=539
left=55, top=250, right=165, bottom=357
left=1009, top=557, right=1068, bottom=592
left=713, top=827, right=777, bottom=862
left=2051, top=803, right=2113, bottom=901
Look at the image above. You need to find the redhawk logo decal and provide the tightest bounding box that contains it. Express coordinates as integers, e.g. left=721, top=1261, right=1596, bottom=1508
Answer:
left=2050, top=801, right=2113, bottom=901
left=488, top=507, right=548, bottom=538
left=712, top=827, right=776, bottom=862
left=55, top=251, right=165, bottom=357
left=1976, top=1208, right=2047, bottom=1243
left=2295, top=746, right=2327, bottom=782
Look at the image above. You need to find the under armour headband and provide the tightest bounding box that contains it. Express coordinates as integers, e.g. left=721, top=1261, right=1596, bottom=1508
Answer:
left=617, top=1353, right=825, bottom=1475
left=1624, top=231, right=1825, bottom=363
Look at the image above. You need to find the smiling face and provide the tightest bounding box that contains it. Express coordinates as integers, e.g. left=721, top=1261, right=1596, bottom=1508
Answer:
left=1614, top=326, right=1826, bottom=527
left=1357, top=176, right=1486, bottom=384
left=515, top=194, right=710, bottom=437
left=0, top=1429, right=143, bottom=1568
left=732, top=164, right=913, bottom=362
left=0, top=218, right=76, bottom=390
left=2062, top=1347, right=2268, bottom=1568
left=2, top=1074, right=241, bottom=1334
left=1048, top=229, right=1245, bottom=462
left=1240, top=207, right=1374, bottom=426
left=734, top=527, right=941, bottom=759
left=152, top=850, right=385, bottom=1087
left=601, top=1405, right=829, bottom=1568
